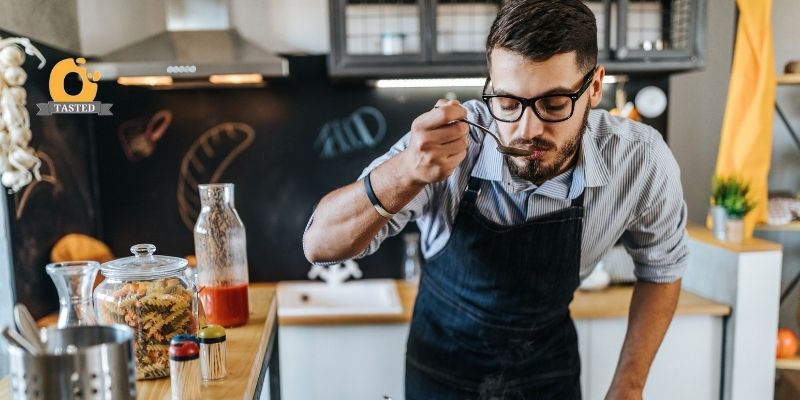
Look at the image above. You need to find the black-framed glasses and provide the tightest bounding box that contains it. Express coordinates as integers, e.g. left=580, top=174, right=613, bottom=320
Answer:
left=481, top=67, right=597, bottom=123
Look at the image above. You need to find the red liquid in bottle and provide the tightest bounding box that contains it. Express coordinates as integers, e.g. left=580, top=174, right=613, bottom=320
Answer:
left=199, top=283, right=250, bottom=327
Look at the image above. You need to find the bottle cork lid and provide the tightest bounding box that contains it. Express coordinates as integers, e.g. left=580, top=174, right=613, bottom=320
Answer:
left=169, top=341, right=199, bottom=361
left=198, top=324, right=226, bottom=343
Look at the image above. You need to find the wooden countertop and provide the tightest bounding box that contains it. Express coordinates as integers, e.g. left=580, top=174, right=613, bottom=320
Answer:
left=277, top=280, right=730, bottom=326
left=571, top=285, right=730, bottom=319
left=687, top=223, right=783, bottom=253
left=0, top=284, right=277, bottom=400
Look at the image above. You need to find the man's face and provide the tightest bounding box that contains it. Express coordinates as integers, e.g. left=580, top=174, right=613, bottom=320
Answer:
left=487, top=49, right=604, bottom=184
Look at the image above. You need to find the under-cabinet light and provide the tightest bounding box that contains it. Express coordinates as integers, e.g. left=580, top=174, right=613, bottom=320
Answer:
left=372, top=78, right=486, bottom=88
left=117, top=76, right=174, bottom=86
left=373, top=75, right=625, bottom=88
left=209, top=74, right=264, bottom=85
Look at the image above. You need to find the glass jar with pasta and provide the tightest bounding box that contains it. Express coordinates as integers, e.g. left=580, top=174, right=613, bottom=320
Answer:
left=94, top=243, right=198, bottom=380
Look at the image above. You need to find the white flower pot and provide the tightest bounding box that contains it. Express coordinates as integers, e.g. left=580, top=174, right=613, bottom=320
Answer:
left=726, top=218, right=744, bottom=243
left=709, top=205, right=727, bottom=241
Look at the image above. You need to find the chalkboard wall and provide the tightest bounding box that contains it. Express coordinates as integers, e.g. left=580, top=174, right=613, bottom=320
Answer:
left=3, top=31, right=100, bottom=319
left=92, top=56, right=487, bottom=281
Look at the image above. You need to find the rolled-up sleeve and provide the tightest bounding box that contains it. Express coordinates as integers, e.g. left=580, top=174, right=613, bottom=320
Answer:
left=303, top=132, right=432, bottom=265
left=621, top=136, right=689, bottom=283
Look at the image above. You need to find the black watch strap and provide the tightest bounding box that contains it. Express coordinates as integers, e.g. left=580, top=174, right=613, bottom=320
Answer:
left=364, top=172, right=396, bottom=218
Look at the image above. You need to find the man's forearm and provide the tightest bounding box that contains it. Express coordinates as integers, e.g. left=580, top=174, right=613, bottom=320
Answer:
left=303, top=150, right=425, bottom=263
left=606, top=279, right=681, bottom=399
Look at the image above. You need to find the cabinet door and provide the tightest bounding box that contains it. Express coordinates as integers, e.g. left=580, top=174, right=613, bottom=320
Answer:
left=586, top=0, right=614, bottom=62
left=429, top=0, right=499, bottom=65
left=615, top=0, right=705, bottom=62
left=330, top=0, right=427, bottom=77
left=429, top=1, right=611, bottom=66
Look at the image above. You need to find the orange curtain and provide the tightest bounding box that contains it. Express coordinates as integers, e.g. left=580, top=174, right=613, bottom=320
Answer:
left=715, top=0, right=776, bottom=238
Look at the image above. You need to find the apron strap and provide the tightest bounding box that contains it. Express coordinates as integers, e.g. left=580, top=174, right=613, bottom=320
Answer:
left=570, top=190, right=585, bottom=208
left=461, top=176, right=482, bottom=209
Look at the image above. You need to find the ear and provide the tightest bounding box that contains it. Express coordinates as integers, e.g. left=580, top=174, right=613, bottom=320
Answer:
left=588, top=65, right=605, bottom=108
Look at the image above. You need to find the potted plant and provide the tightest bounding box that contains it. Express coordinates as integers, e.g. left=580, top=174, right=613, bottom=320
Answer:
left=709, top=177, right=729, bottom=240
left=711, top=176, right=757, bottom=243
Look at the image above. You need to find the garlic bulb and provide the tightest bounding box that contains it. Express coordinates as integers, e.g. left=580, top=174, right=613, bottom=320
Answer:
left=3, top=66, right=25, bottom=86
left=1, top=167, right=28, bottom=190
left=9, top=127, right=30, bottom=145
left=0, top=36, right=45, bottom=193
left=0, top=46, right=24, bottom=67
left=9, top=147, right=39, bottom=170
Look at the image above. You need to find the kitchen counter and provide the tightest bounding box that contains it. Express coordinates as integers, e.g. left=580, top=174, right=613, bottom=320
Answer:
left=1, top=284, right=279, bottom=400
left=277, top=280, right=730, bottom=326
left=278, top=279, right=730, bottom=399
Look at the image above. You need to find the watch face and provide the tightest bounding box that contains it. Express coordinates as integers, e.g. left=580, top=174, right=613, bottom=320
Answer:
left=634, top=86, right=668, bottom=118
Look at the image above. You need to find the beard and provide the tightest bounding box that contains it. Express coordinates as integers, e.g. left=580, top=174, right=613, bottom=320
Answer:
left=505, top=105, right=590, bottom=185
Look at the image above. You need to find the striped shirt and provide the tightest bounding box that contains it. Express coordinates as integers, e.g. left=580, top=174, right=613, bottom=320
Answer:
left=314, top=100, right=689, bottom=283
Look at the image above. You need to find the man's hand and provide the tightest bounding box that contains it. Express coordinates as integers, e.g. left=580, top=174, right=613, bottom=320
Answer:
left=604, top=279, right=681, bottom=400
left=605, top=385, right=643, bottom=400
left=400, top=100, right=469, bottom=184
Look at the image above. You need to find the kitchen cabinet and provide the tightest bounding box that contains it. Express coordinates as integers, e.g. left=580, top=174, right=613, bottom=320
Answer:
left=277, top=282, right=728, bottom=399
left=328, top=0, right=706, bottom=78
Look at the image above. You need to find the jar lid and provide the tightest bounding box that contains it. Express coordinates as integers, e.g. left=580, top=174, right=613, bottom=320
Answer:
left=100, top=244, right=188, bottom=280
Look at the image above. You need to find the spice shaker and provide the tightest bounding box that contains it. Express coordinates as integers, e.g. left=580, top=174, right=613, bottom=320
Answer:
left=169, top=341, right=201, bottom=400
left=198, top=324, right=227, bottom=381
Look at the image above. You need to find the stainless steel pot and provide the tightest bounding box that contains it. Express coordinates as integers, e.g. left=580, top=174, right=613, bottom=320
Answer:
left=8, top=324, right=136, bottom=400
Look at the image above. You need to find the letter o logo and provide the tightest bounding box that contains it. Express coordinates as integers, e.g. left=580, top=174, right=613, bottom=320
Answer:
left=49, top=58, right=101, bottom=102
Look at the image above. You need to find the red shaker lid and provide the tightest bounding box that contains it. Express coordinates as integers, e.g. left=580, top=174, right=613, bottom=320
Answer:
left=169, top=341, right=199, bottom=361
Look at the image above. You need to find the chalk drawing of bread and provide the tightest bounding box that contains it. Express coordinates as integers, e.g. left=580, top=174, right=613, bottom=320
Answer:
left=15, top=150, right=62, bottom=220
left=177, top=122, right=255, bottom=231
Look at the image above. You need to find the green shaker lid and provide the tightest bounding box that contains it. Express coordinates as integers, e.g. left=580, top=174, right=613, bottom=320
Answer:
left=198, top=324, right=226, bottom=343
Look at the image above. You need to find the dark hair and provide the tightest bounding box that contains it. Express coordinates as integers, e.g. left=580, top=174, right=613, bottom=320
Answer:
left=486, top=0, right=598, bottom=73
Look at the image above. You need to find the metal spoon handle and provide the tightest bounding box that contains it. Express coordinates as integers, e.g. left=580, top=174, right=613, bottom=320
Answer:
left=456, top=119, right=532, bottom=157
left=457, top=119, right=503, bottom=147
left=2, top=326, right=40, bottom=355
left=14, top=304, right=44, bottom=352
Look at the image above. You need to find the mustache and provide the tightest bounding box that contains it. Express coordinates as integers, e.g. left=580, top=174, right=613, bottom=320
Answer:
left=507, top=137, right=556, bottom=151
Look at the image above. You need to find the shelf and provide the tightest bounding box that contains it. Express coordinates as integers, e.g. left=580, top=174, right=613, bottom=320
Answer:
left=778, top=74, right=800, bottom=85
left=777, top=356, right=800, bottom=370
left=756, top=221, right=800, bottom=232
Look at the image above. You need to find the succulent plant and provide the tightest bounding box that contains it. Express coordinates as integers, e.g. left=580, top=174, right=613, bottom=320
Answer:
left=711, top=176, right=757, bottom=219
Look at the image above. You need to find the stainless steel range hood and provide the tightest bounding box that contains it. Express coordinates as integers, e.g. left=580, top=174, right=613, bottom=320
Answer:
left=85, top=0, right=288, bottom=87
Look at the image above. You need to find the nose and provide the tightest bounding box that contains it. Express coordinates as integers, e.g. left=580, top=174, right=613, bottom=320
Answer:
left=515, top=106, right=545, bottom=141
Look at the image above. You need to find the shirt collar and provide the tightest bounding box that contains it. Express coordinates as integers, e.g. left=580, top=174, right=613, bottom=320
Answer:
left=581, top=112, right=611, bottom=188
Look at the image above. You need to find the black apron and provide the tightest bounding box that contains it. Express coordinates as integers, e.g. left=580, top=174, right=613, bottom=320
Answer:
left=405, top=167, right=585, bottom=400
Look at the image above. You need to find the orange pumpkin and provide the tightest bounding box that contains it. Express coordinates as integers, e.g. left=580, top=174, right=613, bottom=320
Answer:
left=777, top=328, right=798, bottom=358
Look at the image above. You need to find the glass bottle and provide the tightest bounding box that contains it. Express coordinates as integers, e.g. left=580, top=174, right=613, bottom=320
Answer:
left=194, top=183, right=250, bottom=327
left=402, top=233, right=422, bottom=283
left=46, top=261, right=100, bottom=327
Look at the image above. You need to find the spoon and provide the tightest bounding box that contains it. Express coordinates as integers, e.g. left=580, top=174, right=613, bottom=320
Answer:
left=2, top=326, right=41, bottom=355
left=14, top=303, right=44, bottom=353
left=456, top=119, right=532, bottom=157
left=432, top=106, right=532, bottom=157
